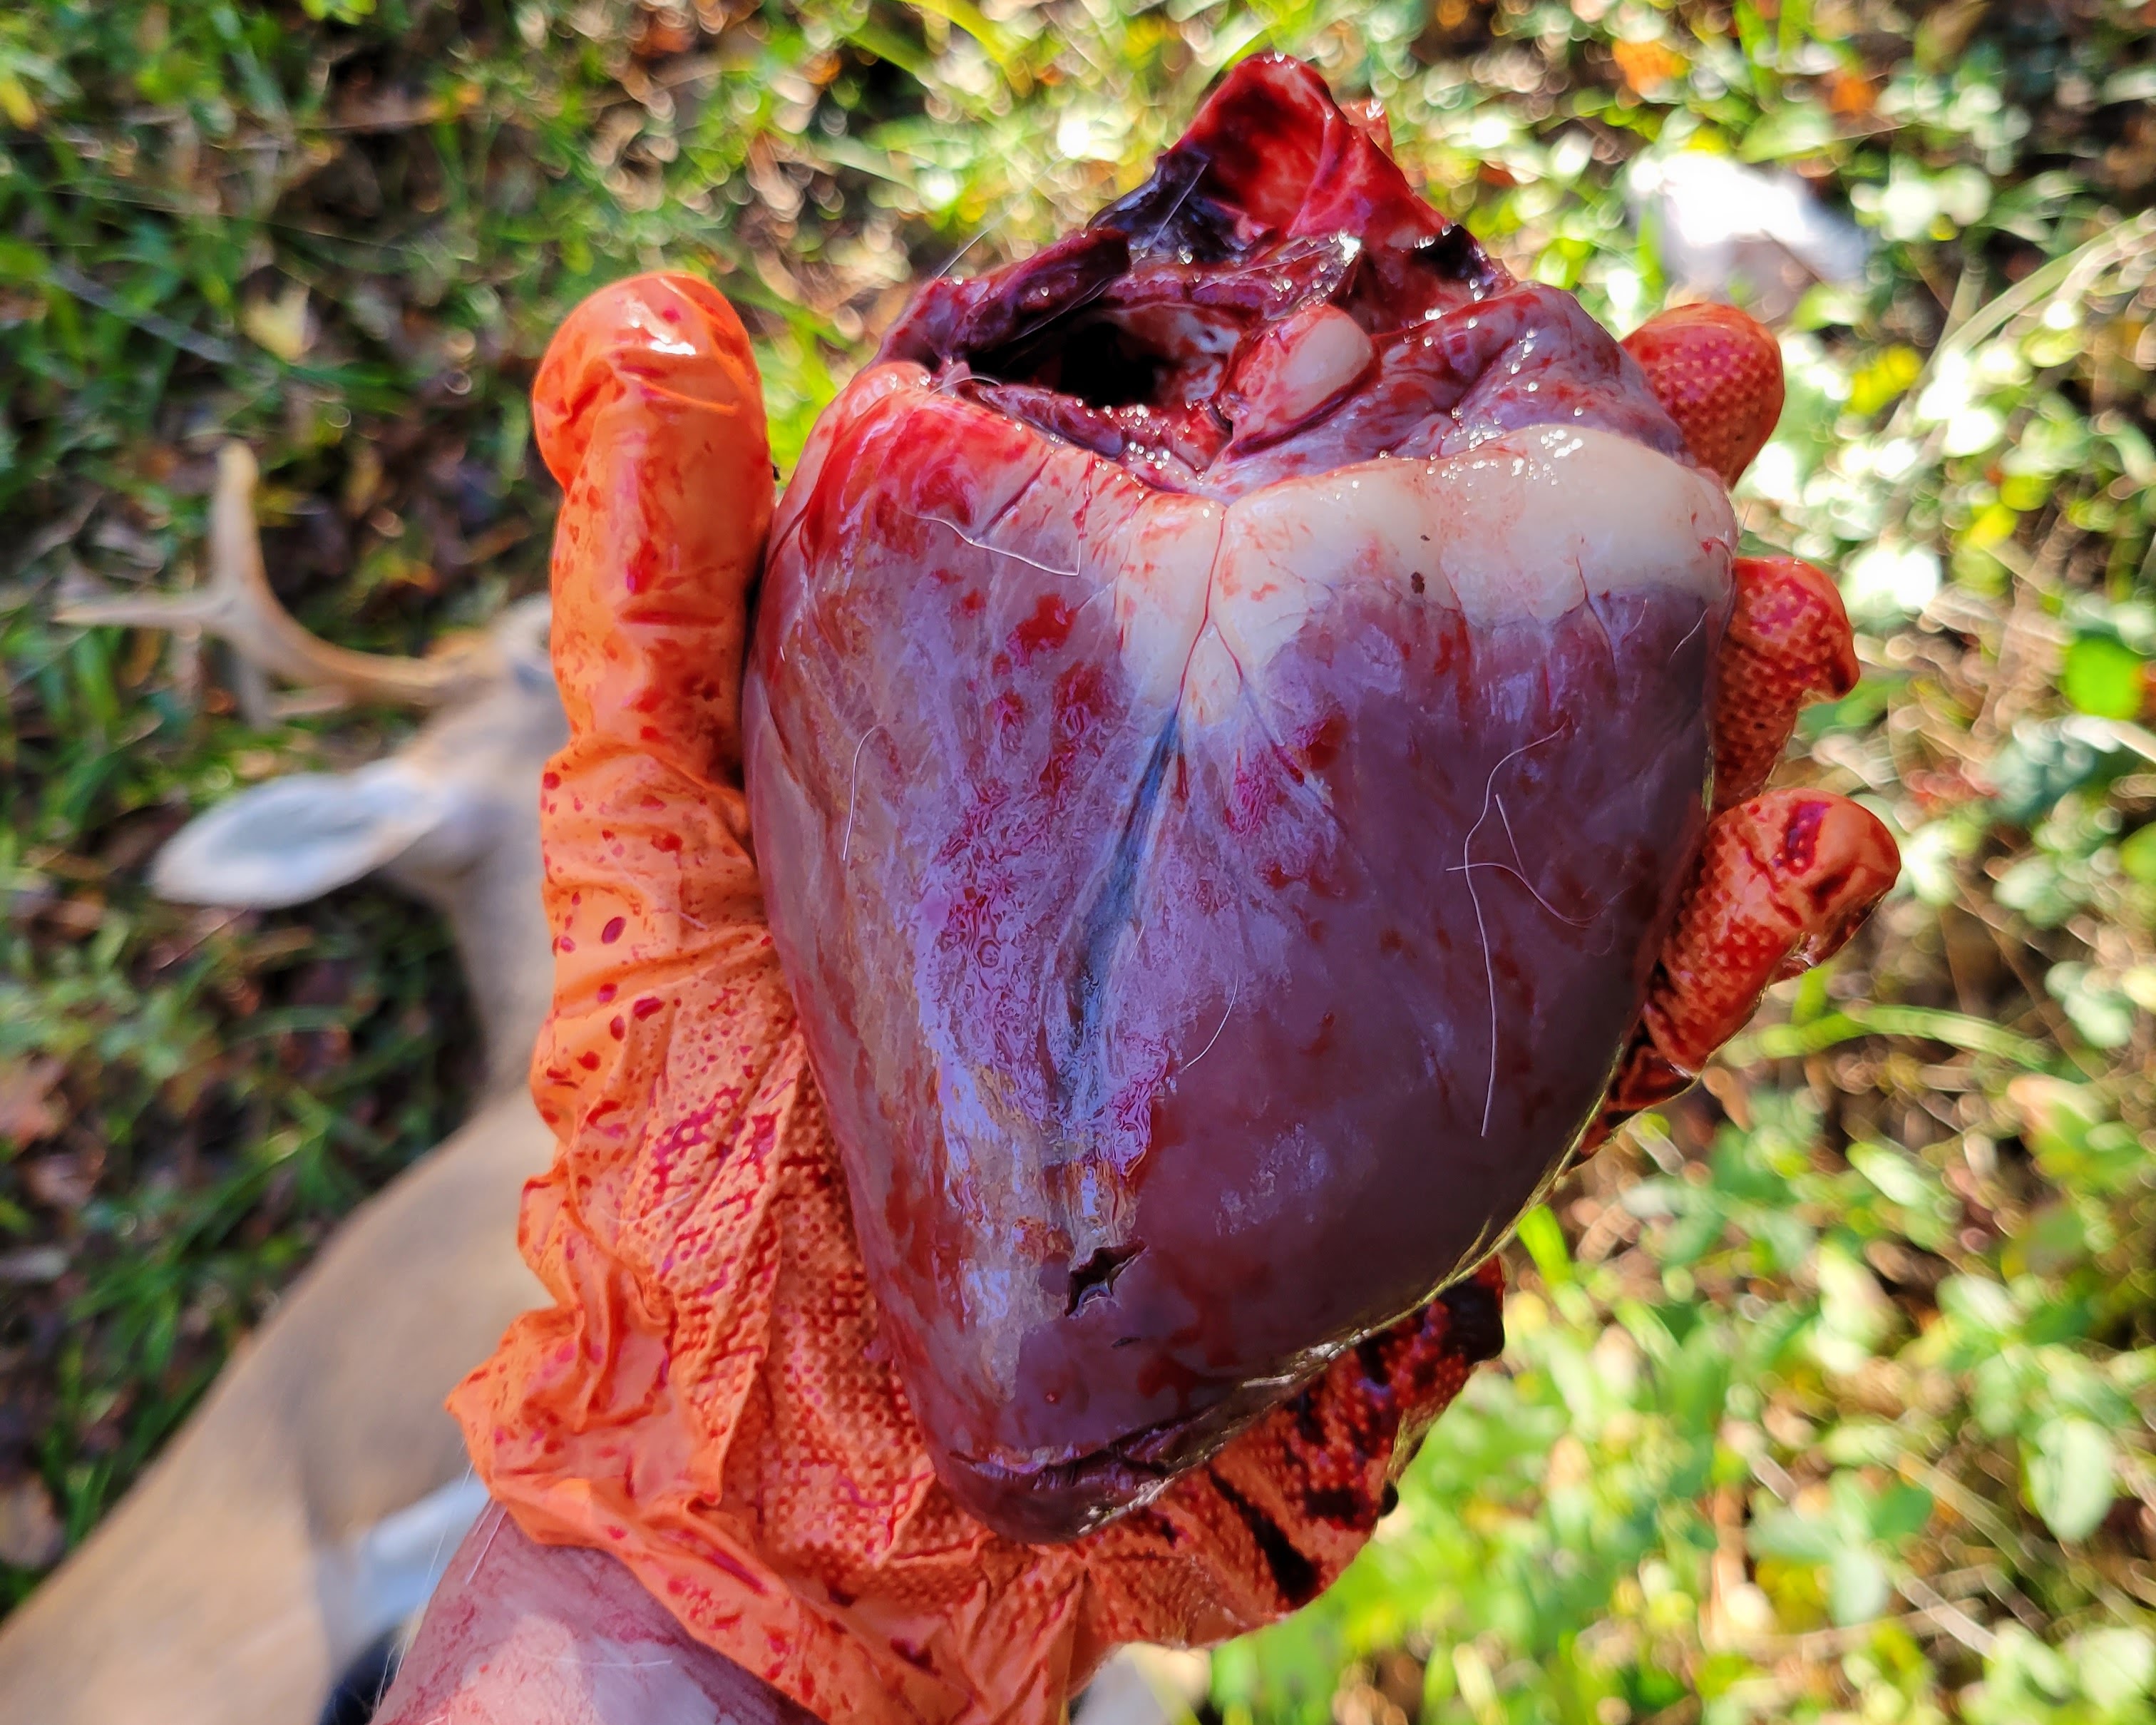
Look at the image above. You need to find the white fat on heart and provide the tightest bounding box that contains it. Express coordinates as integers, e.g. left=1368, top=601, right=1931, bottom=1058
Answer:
left=883, top=380, right=1732, bottom=725
left=1225, top=304, right=1377, bottom=446
left=1107, top=494, right=1226, bottom=710
left=1176, top=425, right=1737, bottom=724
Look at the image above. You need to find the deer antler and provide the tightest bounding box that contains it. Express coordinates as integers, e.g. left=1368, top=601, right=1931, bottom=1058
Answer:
left=57, top=442, right=503, bottom=711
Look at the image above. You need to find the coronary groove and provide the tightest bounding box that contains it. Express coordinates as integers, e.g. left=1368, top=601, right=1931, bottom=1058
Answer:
left=1055, top=713, right=1181, bottom=1111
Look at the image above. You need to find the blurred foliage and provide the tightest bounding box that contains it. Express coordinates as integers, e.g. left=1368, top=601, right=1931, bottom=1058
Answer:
left=0, top=0, right=2152, bottom=1719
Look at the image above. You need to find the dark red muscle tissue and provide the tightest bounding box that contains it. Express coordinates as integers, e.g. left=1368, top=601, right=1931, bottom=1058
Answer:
left=745, top=54, right=1748, bottom=1540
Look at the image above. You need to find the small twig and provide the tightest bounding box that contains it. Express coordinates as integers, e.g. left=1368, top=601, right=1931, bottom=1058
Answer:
left=9, top=495, right=99, bottom=583
left=45, top=261, right=242, bottom=367
left=1717, top=1607, right=1992, bottom=1665
left=1884, top=210, right=2156, bottom=444
left=1744, top=1447, right=1799, bottom=1505
left=1894, top=1571, right=1998, bottom=1658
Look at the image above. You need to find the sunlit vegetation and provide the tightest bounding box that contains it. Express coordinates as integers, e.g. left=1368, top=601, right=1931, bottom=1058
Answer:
left=1, top=3, right=2151, bottom=1718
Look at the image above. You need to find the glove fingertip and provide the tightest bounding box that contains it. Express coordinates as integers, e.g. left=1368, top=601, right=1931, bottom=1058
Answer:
left=1623, top=301, right=1784, bottom=487
left=534, top=270, right=766, bottom=491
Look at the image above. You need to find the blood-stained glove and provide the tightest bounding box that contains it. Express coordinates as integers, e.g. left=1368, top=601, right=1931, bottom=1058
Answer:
left=449, top=54, right=1898, bottom=1725
left=446, top=267, right=1506, bottom=1725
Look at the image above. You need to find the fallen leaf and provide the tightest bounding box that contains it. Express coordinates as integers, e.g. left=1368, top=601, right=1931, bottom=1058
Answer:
left=1828, top=70, right=1879, bottom=117
left=0, top=1244, right=68, bottom=1284
left=241, top=281, right=314, bottom=363
left=0, top=72, right=38, bottom=130
left=1613, top=39, right=1688, bottom=95
left=1915, top=0, right=1987, bottom=72
left=632, top=4, right=698, bottom=58
left=331, top=90, right=448, bottom=132
left=0, top=1476, right=66, bottom=1570
left=23, top=1150, right=98, bottom=1212
left=0, top=1057, right=65, bottom=1146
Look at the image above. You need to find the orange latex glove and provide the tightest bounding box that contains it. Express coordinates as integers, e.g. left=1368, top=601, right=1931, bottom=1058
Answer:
left=446, top=272, right=1506, bottom=1725
left=450, top=264, right=1896, bottom=1721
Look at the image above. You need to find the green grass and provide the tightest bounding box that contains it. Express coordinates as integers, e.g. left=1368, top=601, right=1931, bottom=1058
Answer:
left=2, top=1, right=2153, bottom=1718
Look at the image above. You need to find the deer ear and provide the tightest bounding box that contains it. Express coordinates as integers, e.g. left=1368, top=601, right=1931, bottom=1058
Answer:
left=153, top=762, right=456, bottom=908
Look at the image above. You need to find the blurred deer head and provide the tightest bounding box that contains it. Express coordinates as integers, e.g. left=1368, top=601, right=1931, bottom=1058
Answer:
left=13, top=439, right=1186, bottom=1725
left=0, top=442, right=563, bottom=1725
left=59, top=443, right=565, bottom=1089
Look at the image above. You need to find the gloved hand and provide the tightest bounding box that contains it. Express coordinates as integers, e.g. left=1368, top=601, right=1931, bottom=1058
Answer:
left=443, top=101, right=1894, bottom=1724
left=443, top=270, right=1508, bottom=1725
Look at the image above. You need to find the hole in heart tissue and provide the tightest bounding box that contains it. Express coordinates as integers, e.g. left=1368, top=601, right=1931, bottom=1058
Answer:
left=876, top=57, right=1690, bottom=500
left=1011, top=318, right=1172, bottom=411
left=1064, top=1240, right=1146, bottom=1317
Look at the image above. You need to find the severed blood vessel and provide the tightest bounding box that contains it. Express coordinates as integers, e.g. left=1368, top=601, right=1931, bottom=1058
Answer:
left=744, top=53, right=1896, bottom=1543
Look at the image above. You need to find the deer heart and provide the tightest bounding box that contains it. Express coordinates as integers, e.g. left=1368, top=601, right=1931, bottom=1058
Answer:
left=744, top=54, right=1735, bottom=1542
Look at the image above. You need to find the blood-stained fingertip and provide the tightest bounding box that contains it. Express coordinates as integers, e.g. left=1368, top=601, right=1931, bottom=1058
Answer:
left=1623, top=302, right=1784, bottom=487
